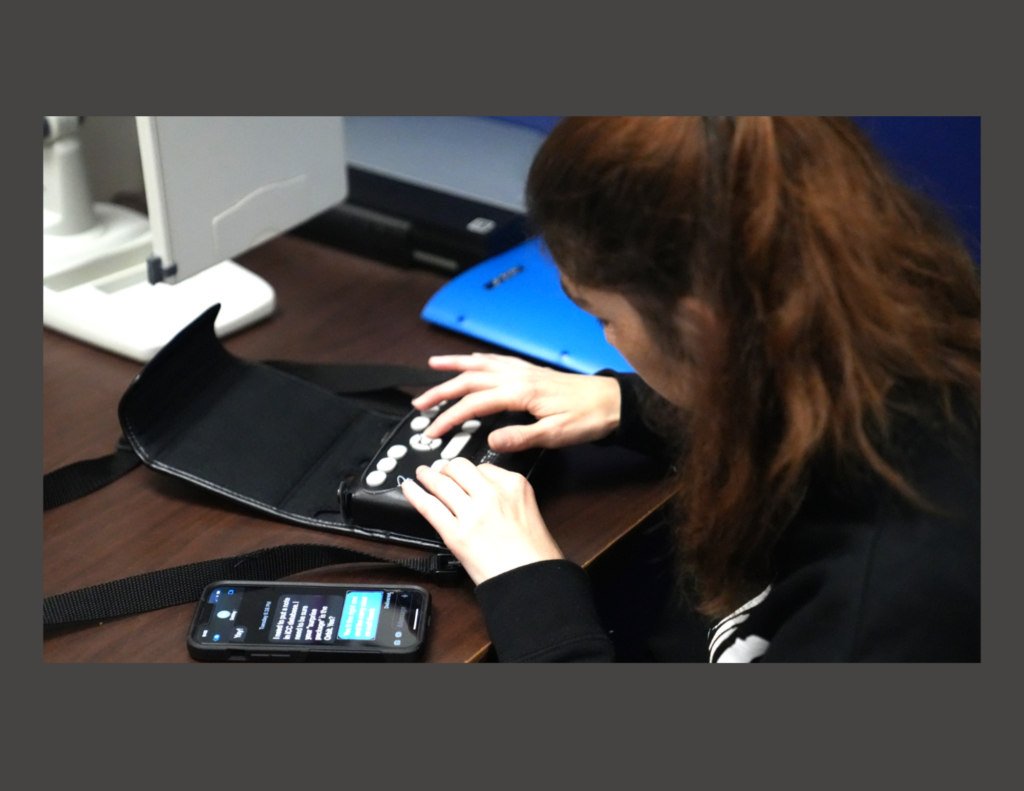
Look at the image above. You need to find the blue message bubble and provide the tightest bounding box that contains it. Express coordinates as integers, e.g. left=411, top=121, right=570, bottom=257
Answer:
left=340, top=591, right=383, bottom=640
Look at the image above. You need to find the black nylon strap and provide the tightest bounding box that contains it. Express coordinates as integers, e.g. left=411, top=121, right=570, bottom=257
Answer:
left=43, top=438, right=141, bottom=511
left=44, top=543, right=461, bottom=630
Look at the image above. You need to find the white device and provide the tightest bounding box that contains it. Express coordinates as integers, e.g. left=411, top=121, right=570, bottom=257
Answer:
left=43, top=116, right=348, bottom=362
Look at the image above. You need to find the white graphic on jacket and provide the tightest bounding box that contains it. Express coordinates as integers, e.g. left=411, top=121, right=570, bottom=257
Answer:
left=709, top=585, right=772, bottom=663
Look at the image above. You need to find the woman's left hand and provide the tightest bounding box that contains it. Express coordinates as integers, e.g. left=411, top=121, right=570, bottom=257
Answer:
left=400, top=457, right=563, bottom=585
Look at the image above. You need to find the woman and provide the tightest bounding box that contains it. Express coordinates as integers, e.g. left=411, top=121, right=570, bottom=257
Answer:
left=400, top=117, right=981, bottom=662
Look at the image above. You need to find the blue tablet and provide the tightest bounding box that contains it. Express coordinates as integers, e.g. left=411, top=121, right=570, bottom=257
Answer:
left=421, top=238, right=633, bottom=374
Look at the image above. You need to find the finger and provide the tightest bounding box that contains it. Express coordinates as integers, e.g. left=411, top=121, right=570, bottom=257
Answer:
left=429, top=353, right=540, bottom=373
left=414, top=463, right=475, bottom=513
left=487, top=416, right=567, bottom=451
left=465, top=353, right=545, bottom=371
left=422, top=389, right=526, bottom=438
left=437, top=456, right=493, bottom=497
left=411, top=371, right=501, bottom=411
left=427, top=354, right=490, bottom=371
left=473, top=462, right=521, bottom=486
left=486, top=423, right=537, bottom=452
left=399, top=478, right=458, bottom=534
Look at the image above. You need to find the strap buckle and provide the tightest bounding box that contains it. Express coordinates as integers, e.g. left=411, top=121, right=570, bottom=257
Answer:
left=432, top=551, right=465, bottom=584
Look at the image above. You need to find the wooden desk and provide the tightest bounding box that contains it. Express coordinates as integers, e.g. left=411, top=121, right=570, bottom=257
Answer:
left=43, top=234, right=677, bottom=662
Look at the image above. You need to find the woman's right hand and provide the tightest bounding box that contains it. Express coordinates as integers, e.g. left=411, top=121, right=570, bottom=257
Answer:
left=412, top=353, right=621, bottom=452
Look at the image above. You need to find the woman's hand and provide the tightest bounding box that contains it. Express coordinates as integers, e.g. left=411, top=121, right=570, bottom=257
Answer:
left=413, top=353, right=621, bottom=452
left=400, top=457, right=563, bottom=585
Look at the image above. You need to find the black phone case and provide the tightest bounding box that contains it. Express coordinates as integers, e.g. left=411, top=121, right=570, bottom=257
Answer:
left=186, top=581, right=429, bottom=663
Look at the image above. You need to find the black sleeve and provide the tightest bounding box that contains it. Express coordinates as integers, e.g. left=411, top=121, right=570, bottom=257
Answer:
left=711, top=440, right=981, bottom=663
left=716, top=518, right=981, bottom=663
left=474, top=560, right=615, bottom=662
left=706, top=399, right=981, bottom=663
left=592, top=371, right=675, bottom=460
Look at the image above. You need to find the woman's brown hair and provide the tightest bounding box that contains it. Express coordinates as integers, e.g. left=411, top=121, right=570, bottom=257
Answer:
left=526, top=117, right=981, bottom=618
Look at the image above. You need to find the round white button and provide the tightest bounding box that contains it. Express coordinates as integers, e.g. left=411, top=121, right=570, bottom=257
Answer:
left=365, top=470, right=388, bottom=488
left=386, top=445, right=408, bottom=459
left=376, top=457, right=397, bottom=472
left=461, top=419, right=482, bottom=433
left=410, top=433, right=443, bottom=452
left=410, top=416, right=431, bottom=431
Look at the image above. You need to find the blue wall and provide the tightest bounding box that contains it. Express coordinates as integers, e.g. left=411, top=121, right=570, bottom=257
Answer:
left=488, top=116, right=981, bottom=263
left=849, top=116, right=980, bottom=262
left=488, top=116, right=562, bottom=134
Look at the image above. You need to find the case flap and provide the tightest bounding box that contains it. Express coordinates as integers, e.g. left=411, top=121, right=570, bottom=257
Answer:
left=117, top=305, right=444, bottom=549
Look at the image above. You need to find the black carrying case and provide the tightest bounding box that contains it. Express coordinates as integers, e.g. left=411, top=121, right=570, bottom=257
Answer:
left=117, top=305, right=450, bottom=550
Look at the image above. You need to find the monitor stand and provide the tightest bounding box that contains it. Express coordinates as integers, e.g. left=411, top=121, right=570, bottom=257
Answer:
left=43, top=127, right=274, bottom=363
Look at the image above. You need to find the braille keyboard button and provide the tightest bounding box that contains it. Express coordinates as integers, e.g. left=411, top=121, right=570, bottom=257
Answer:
left=365, top=470, right=388, bottom=488
left=461, top=419, right=482, bottom=433
left=441, top=432, right=473, bottom=460
left=431, top=459, right=449, bottom=472
left=410, top=416, right=431, bottom=431
left=410, top=434, right=443, bottom=452
left=386, top=445, right=408, bottom=459
left=376, top=457, right=397, bottom=472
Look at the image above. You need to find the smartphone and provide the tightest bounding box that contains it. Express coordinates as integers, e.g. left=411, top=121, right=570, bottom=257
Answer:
left=187, top=581, right=430, bottom=662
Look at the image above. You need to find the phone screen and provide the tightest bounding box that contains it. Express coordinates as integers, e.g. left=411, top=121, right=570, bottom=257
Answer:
left=190, top=583, right=427, bottom=652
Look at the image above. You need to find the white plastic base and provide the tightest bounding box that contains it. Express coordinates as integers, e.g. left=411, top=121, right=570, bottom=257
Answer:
left=44, top=203, right=275, bottom=363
